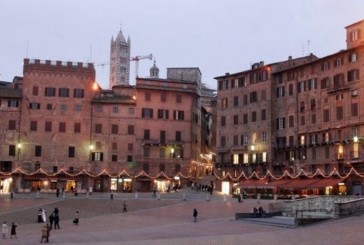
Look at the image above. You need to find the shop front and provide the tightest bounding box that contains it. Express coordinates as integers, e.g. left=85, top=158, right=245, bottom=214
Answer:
left=110, top=177, right=133, bottom=192
left=0, top=177, right=13, bottom=193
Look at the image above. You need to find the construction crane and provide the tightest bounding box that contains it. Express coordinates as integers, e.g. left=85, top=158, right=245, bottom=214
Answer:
left=130, top=53, right=153, bottom=83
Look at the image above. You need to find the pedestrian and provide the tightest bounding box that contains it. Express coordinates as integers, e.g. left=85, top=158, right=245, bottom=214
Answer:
left=56, top=188, right=60, bottom=198
left=38, top=209, right=43, bottom=223
left=40, top=225, right=47, bottom=243
left=41, top=209, right=47, bottom=223
left=193, top=208, right=198, bottom=222
left=10, top=222, right=17, bottom=239
left=49, top=213, right=54, bottom=229
left=54, top=214, right=60, bottom=229
left=122, top=201, right=127, bottom=212
left=2, top=221, right=8, bottom=239
left=46, top=223, right=51, bottom=242
left=73, top=211, right=79, bottom=225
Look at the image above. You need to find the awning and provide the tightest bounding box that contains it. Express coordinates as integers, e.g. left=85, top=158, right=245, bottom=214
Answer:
left=265, top=179, right=293, bottom=188
left=307, top=178, right=345, bottom=188
left=239, top=179, right=274, bottom=189
left=280, top=178, right=322, bottom=189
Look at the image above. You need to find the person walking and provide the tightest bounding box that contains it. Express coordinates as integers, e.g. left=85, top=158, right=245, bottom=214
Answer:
left=2, top=221, right=8, bottom=239
left=54, top=214, right=60, bottom=229
left=73, top=211, right=79, bottom=225
left=122, top=201, right=127, bottom=212
left=10, top=222, right=17, bottom=239
left=193, top=208, right=198, bottom=222
left=40, top=225, right=47, bottom=243
left=49, top=213, right=54, bottom=229
left=46, top=223, right=51, bottom=242
left=38, top=209, right=43, bottom=223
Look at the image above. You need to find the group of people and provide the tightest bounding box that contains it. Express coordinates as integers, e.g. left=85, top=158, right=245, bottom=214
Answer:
left=253, top=206, right=266, bottom=217
left=190, top=182, right=214, bottom=195
left=1, top=221, right=17, bottom=239
left=40, top=207, right=61, bottom=243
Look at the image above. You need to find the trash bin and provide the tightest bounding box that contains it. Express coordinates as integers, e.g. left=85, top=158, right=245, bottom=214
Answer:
left=110, top=193, right=114, bottom=200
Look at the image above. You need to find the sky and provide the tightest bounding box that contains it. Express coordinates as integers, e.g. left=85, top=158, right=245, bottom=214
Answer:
left=1, top=0, right=364, bottom=90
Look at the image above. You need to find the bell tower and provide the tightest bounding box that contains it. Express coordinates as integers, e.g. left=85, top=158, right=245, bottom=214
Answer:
left=109, top=29, right=131, bottom=88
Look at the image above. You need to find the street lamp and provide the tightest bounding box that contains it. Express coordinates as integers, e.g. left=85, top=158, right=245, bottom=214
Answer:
left=353, top=136, right=359, bottom=143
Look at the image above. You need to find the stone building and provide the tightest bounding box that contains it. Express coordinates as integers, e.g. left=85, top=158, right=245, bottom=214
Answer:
left=214, top=19, right=364, bottom=195
left=109, top=29, right=131, bottom=88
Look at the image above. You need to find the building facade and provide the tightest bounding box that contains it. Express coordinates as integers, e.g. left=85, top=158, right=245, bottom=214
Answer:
left=214, top=19, right=364, bottom=195
left=0, top=59, right=213, bottom=193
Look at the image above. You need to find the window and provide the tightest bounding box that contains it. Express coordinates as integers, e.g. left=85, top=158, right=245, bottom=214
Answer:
left=221, top=116, right=226, bottom=126
left=142, top=108, right=153, bottom=118
left=96, top=105, right=103, bottom=113
left=348, top=69, right=359, bottom=82
left=249, top=91, right=257, bottom=103
left=8, top=100, right=19, bottom=108
left=29, top=102, right=40, bottom=110
left=220, top=136, right=226, bottom=147
left=351, top=103, right=358, bottom=117
left=91, top=152, right=104, bottom=162
left=238, top=77, right=247, bottom=87
left=74, top=104, right=81, bottom=111
left=243, top=135, right=248, bottom=146
left=321, top=61, right=330, bottom=71
left=128, top=108, right=134, bottom=115
left=234, top=96, right=239, bottom=107
left=221, top=98, right=228, bottom=108
left=277, top=118, right=285, bottom=129
left=144, top=129, right=150, bottom=140
left=161, top=93, right=166, bottom=102
left=243, top=114, right=248, bottom=124
left=337, top=145, right=344, bottom=160
left=74, top=123, right=81, bottom=133
left=60, top=104, right=67, bottom=111
left=45, top=87, right=56, bottom=97
left=176, top=94, right=182, bottom=103
left=45, top=121, right=52, bottom=132
left=289, top=115, right=294, bottom=128
left=160, top=130, right=166, bottom=144
left=349, top=52, right=357, bottom=63
left=112, top=155, right=118, bottom=162
left=74, top=89, right=84, bottom=98
left=308, top=78, right=317, bottom=90
left=233, top=115, right=239, bottom=125
left=128, top=125, right=134, bottom=135
left=336, top=106, right=343, bottom=120
left=111, top=124, right=118, bottom=134
left=95, top=124, right=102, bottom=134
left=112, top=107, right=119, bottom=113
left=349, top=29, right=360, bottom=42
left=352, top=89, right=358, bottom=97
left=262, top=132, right=267, bottom=143
left=30, top=121, right=37, bottom=131
left=9, top=145, right=16, bottom=156
left=288, top=84, right=294, bottom=95
left=145, top=92, right=151, bottom=101
left=59, top=122, right=66, bottom=132
left=33, top=86, right=39, bottom=96
left=46, top=104, right=52, bottom=110
left=261, top=109, right=266, bottom=121
left=276, top=86, right=285, bottom=98
left=157, top=109, right=169, bottom=119
left=321, top=77, right=330, bottom=89
left=59, top=88, right=69, bottom=97
left=127, top=155, right=133, bottom=162
left=310, top=99, right=316, bottom=110
left=53, top=166, right=58, bottom=173
left=175, top=131, right=182, bottom=142
left=35, top=145, right=42, bottom=157
left=173, top=110, right=184, bottom=120
left=68, top=146, right=75, bottom=158
left=251, top=111, right=257, bottom=122
left=334, top=57, right=344, bottom=67
left=323, top=109, right=330, bottom=122
left=8, top=120, right=16, bottom=130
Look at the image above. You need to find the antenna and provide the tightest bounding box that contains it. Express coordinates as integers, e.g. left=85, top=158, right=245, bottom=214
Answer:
left=307, top=40, right=310, bottom=54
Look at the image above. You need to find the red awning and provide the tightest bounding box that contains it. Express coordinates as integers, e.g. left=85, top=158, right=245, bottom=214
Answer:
left=239, top=179, right=273, bottom=189
left=307, top=178, right=345, bottom=188
left=280, top=178, right=322, bottom=189
left=265, top=179, right=293, bottom=188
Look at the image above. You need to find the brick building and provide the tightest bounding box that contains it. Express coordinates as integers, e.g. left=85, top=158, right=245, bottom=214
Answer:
left=214, top=19, right=364, bottom=195
left=0, top=60, right=212, bottom=193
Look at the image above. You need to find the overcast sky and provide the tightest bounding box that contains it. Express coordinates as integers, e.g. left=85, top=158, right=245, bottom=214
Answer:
left=1, top=0, right=364, bottom=89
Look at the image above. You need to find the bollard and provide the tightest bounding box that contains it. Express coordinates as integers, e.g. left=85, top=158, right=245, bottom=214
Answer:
left=135, top=191, right=138, bottom=199
left=183, top=192, right=186, bottom=201
left=257, top=194, right=261, bottom=204
left=157, top=193, right=161, bottom=200
left=86, top=192, right=89, bottom=199
left=110, top=193, right=114, bottom=200
left=36, top=191, right=40, bottom=198
left=223, top=194, right=227, bottom=202
left=274, top=194, right=277, bottom=202
left=206, top=193, right=210, bottom=201
left=62, top=192, right=66, bottom=198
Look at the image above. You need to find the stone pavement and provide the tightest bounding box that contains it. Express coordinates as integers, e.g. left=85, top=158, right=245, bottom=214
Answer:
left=0, top=190, right=364, bottom=244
